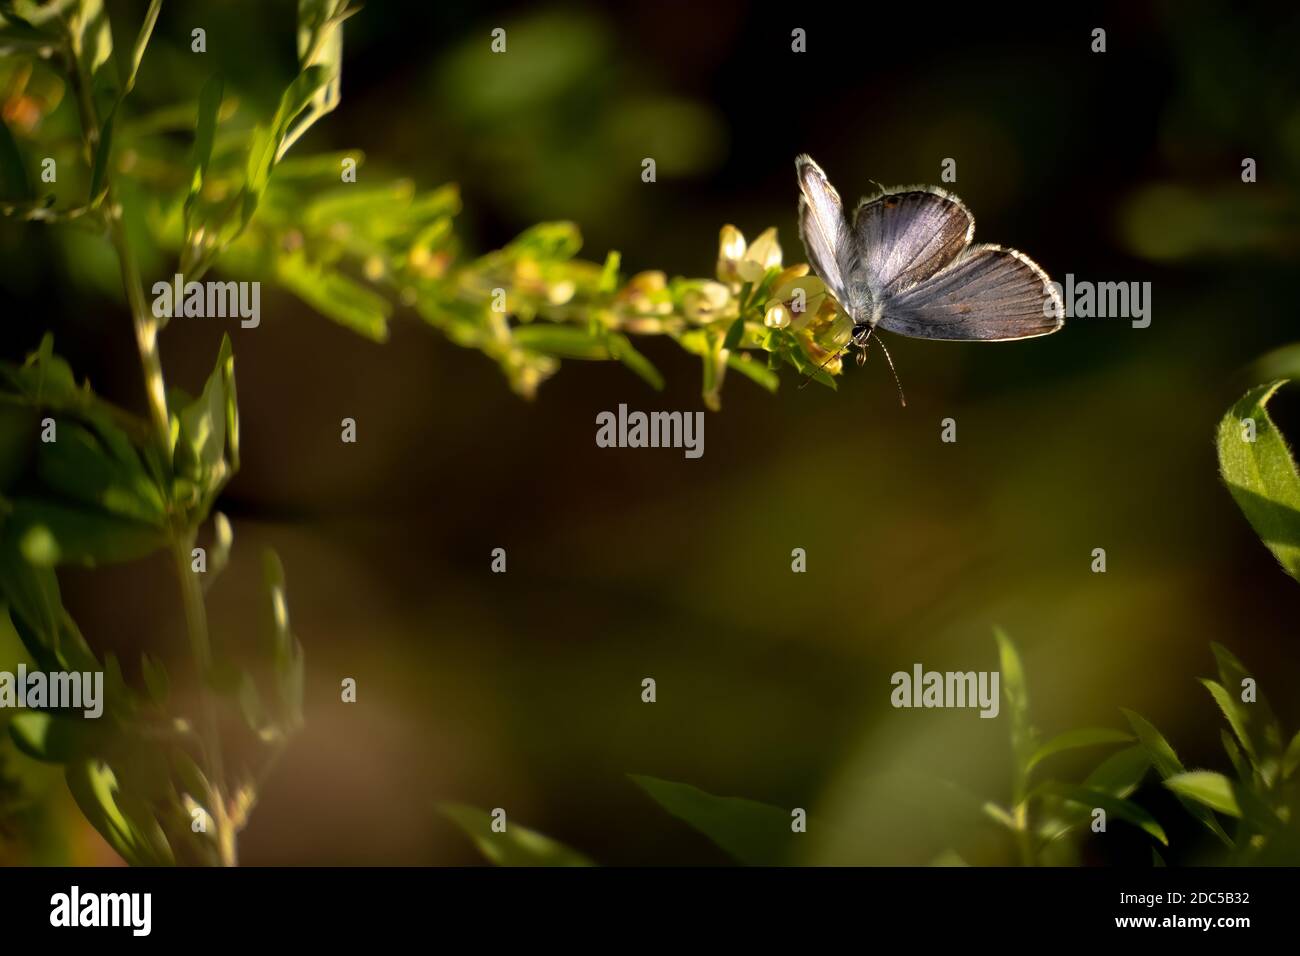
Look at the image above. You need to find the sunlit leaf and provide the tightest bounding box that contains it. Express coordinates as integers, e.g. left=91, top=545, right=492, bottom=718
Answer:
left=1209, top=642, right=1282, bottom=766
left=243, top=65, right=329, bottom=224
left=630, top=774, right=794, bottom=865
left=1164, top=771, right=1240, bottom=818
left=174, top=337, right=235, bottom=507
left=1043, top=783, right=1168, bottom=845
left=995, top=628, right=1035, bottom=787
left=1027, top=727, right=1133, bottom=773
left=440, top=803, right=594, bottom=866
left=1083, top=745, right=1150, bottom=798
left=725, top=352, right=779, bottom=393
left=605, top=333, right=663, bottom=390
left=1217, top=380, right=1300, bottom=583
left=121, top=0, right=162, bottom=97
left=66, top=758, right=173, bottom=866
left=1123, top=708, right=1233, bottom=847
left=1220, top=729, right=1250, bottom=783
left=1201, top=679, right=1258, bottom=770
left=275, top=255, right=391, bottom=341
left=185, top=74, right=224, bottom=236
left=6, top=498, right=165, bottom=567
left=9, top=711, right=104, bottom=763
left=598, top=250, right=620, bottom=294
left=1284, top=730, right=1300, bottom=780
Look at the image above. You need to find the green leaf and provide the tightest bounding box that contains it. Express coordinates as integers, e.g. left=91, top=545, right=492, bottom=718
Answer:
left=204, top=511, right=233, bottom=589
left=1123, top=708, right=1234, bottom=847
left=301, top=180, right=415, bottom=231
left=512, top=325, right=608, bottom=358
left=88, top=102, right=116, bottom=203
left=286, top=0, right=348, bottom=159
left=605, top=333, right=664, bottom=390
left=0, top=548, right=101, bottom=677
left=1083, top=745, right=1150, bottom=798
left=723, top=316, right=745, bottom=352
left=1045, top=783, right=1168, bottom=845
left=1164, top=771, right=1240, bottom=818
left=185, top=74, right=225, bottom=231
left=36, top=419, right=165, bottom=525
left=1201, top=679, right=1258, bottom=769
left=995, top=628, right=1034, bottom=782
left=69, top=0, right=114, bottom=92
left=243, top=65, right=330, bottom=224
left=275, top=255, right=391, bottom=342
left=262, top=548, right=304, bottom=734
left=1220, top=729, right=1250, bottom=782
left=725, top=352, right=779, bottom=393
left=701, top=331, right=725, bottom=411
left=0, top=549, right=63, bottom=659
left=1209, top=642, right=1282, bottom=764
left=504, top=222, right=582, bottom=261
left=176, top=348, right=227, bottom=479
left=629, top=774, right=794, bottom=865
left=6, top=498, right=165, bottom=567
left=1284, top=729, right=1300, bottom=780
left=140, top=652, right=169, bottom=705
left=440, top=803, right=594, bottom=866
left=0, top=116, right=30, bottom=200
left=0, top=1, right=35, bottom=28
left=172, top=334, right=238, bottom=510
left=9, top=711, right=99, bottom=763
left=1121, top=709, right=1185, bottom=779
left=1027, top=727, right=1133, bottom=773
left=121, top=0, right=162, bottom=97
left=1217, top=380, right=1300, bottom=582
left=66, top=758, right=174, bottom=866
left=509, top=326, right=663, bottom=389
left=598, top=250, right=620, bottom=294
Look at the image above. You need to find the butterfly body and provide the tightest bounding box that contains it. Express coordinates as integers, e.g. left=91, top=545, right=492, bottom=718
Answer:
left=795, top=154, right=1063, bottom=346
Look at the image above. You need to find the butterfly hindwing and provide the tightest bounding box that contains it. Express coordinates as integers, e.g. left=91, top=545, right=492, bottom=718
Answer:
left=877, top=243, right=1064, bottom=341
left=852, top=187, right=973, bottom=296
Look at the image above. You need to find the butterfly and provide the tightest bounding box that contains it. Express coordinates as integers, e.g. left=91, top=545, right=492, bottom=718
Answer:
left=795, top=154, right=1064, bottom=402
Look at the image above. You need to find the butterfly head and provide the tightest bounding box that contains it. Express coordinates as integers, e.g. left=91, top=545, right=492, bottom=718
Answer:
left=843, top=286, right=879, bottom=330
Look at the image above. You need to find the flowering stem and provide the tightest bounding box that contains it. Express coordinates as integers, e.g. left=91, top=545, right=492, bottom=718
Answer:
left=63, top=21, right=235, bottom=866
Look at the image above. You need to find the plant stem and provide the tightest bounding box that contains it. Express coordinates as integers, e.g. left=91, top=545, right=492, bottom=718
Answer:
left=171, top=534, right=236, bottom=866
left=63, top=17, right=236, bottom=866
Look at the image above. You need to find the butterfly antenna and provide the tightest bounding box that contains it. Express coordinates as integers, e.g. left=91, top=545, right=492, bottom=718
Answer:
left=874, top=335, right=907, bottom=407
left=797, top=341, right=849, bottom=390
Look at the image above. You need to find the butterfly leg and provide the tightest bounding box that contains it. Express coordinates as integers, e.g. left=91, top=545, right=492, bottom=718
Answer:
left=852, top=324, right=875, bottom=367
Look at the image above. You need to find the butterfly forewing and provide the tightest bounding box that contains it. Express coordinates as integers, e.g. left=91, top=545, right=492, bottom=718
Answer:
left=852, top=188, right=973, bottom=295
left=795, top=155, right=856, bottom=307
left=877, top=244, right=1064, bottom=341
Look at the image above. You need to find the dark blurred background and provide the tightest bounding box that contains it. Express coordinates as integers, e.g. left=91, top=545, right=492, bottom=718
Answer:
left=3, top=0, right=1300, bottom=864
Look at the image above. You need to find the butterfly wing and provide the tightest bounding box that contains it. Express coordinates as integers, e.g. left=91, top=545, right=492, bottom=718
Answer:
left=852, top=186, right=974, bottom=296
left=795, top=155, right=856, bottom=307
left=876, top=243, right=1064, bottom=341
